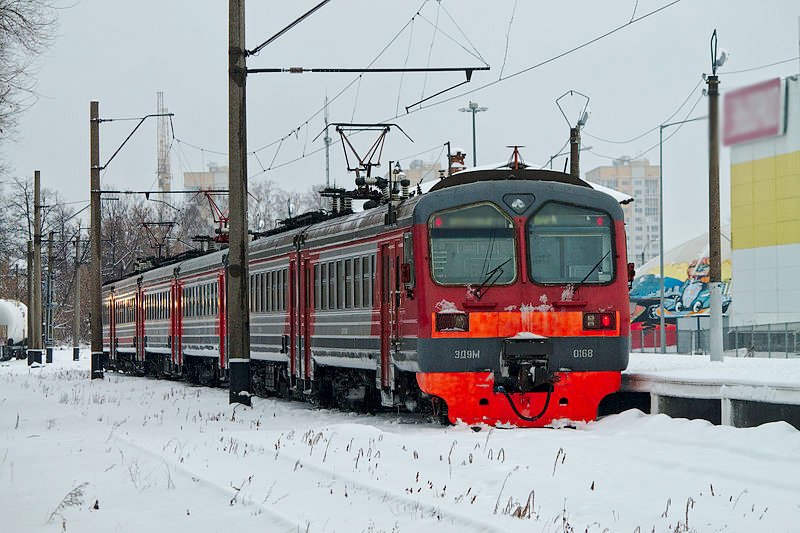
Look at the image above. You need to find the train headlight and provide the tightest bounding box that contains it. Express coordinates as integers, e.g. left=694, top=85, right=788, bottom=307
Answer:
left=435, top=312, right=470, bottom=332
left=582, top=312, right=616, bottom=330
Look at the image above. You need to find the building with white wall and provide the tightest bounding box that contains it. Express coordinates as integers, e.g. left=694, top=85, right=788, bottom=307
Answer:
left=727, top=75, right=800, bottom=326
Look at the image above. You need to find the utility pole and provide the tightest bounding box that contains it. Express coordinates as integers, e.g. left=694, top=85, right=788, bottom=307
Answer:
left=73, top=226, right=81, bottom=361
left=26, top=240, right=33, bottom=352
left=555, top=90, right=590, bottom=180
left=569, top=127, right=581, bottom=179
left=29, top=170, right=43, bottom=365
left=708, top=30, right=724, bottom=362
left=46, top=230, right=54, bottom=363
left=90, top=100, right=104, bottom=378
left=228, top=0, right=251, bottom=405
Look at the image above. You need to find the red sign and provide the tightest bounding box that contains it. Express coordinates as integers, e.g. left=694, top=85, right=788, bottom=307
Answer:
left=723, top=78, right=783, bottom=146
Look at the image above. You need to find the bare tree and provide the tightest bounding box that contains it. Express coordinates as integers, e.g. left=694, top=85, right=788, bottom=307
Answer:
left=0, top=0, right=58, bottom=146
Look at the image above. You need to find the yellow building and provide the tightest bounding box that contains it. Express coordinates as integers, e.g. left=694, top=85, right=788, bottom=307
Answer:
left=727, top=75, right=800, bottom=326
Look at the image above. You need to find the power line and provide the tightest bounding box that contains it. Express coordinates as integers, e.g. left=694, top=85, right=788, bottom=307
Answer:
left=583, top=77, right=703, bottom=145
left=724, top=56, right=799, bottom=75
left=587, top=93, right=705, bottom=162
left=405, top=0, right=682, bottom=114
left=582, top=56, right=799, bottom=148
left=165, top=1, right=681, bottom=179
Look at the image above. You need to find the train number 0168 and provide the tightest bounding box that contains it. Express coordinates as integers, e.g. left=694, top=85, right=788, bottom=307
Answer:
left=573, top=348, right=594, bottom=358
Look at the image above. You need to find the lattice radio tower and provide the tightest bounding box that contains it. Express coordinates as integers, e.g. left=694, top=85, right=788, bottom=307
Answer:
left=156, top=92, right=172, bottom=199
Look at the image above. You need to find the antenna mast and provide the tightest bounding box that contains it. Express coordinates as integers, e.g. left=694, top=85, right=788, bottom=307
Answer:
left=156, top=92, right=172, bottom=220
left=324, top=95, right=331, bottom=187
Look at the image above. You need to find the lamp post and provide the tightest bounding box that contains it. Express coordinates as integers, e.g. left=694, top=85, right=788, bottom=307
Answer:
left=658, top=115, right=707, bottom=353
left=458, top=101, right=487, bottom=167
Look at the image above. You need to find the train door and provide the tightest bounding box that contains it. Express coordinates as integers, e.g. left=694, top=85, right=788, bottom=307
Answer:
left=109, top=291, right=116, bottom=362
left=135, top=282, right=145, bottom=365
left=378, top=241, right=401, bottom=400
left=302, top=257, right=313, bottom=381
left=218, top=270, right=226, bottom=371
left=171, top=278, right=183, bottom=371
left=289, top=258, right=300, bottom=385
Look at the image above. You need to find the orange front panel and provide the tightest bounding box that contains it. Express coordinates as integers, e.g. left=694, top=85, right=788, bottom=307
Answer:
left=432, top=311, right=620, bottom=338
left=417, top=371, right=621, bottom=428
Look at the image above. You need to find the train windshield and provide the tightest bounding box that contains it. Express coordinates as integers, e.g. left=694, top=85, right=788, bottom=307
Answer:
left=429, top=203, right=516, bottom=285
left=527, top=202, right=614, bottom=284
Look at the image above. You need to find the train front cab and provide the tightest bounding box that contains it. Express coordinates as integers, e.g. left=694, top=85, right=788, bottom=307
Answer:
left=413, top=181, right=630, bottom=428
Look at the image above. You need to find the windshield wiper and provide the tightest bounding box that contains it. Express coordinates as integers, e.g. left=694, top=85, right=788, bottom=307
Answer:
left=474, top=257, right=512, bottom=300
left=571, top=250, right=611, bottom=294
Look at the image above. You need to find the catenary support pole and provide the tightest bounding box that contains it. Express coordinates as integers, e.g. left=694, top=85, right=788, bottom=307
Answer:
left=28, top=171, right=44, bottom=366
left=569, top=127, right=580, bottom=179
left=90, top=101, right=104, bottom=378
left=228, top=0, right=251, bottom=405
left=707, top=73, right=723, bottom=362
left=26, top=240, right=33, bottom=355
left=46, top=230, right=54, bottom=363
left=73, top=227, right=81, bottom=361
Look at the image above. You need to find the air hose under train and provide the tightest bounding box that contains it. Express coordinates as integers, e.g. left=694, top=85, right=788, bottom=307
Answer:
left=495, top=385, right=553, bottom=422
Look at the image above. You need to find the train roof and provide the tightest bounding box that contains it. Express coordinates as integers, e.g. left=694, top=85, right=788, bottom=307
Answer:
left=104, top=167, right=625, bottom=290
left=431, top=165, right=634, bottom=205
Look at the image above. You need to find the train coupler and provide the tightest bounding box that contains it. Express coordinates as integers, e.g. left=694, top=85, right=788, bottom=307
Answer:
left=495, top=334, right=555, bottom=393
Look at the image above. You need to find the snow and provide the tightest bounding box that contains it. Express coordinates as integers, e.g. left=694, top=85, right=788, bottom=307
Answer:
left=2, top=349, right=799, bottom=532
left=433, top=300, right=461, bottom=313
left=627, top=353, right=800, bottom=390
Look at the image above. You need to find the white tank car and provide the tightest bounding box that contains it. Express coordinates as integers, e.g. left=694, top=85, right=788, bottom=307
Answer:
left=0, top=299, right=27, bottom=345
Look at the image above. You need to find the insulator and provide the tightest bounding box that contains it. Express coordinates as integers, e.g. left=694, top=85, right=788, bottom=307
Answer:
left=331, top=196, right=339, bottom=213
left=400, top=178, right=410, bottom=199
left=343, top=197, right=352, bottom=211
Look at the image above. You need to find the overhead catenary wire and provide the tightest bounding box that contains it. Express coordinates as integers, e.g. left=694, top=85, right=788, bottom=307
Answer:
left=498, top=0, right=518, bottom=79
left=583, top=77, right=703, bottom=145
left=419, top=0, right=442, bottom=106
left=583, top=55, right=800, bottom=147
left=586, top=92, right=705, bottom=162
left=172, top=0, right=681, bottom=179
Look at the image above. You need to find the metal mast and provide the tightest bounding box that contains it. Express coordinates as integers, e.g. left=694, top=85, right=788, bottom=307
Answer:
left=156, top=92, right=172, bottom=220
left=324, top=95, right=331, bottom=187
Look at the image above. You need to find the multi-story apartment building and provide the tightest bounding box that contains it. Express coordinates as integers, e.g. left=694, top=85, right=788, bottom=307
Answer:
left=183, top=162, right=228, bottom=191
left=585, top=157, right=661, bottom=268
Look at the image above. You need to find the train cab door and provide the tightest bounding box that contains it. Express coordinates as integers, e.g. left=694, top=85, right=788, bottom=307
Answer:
left=378, top=241, right=401, bottom=403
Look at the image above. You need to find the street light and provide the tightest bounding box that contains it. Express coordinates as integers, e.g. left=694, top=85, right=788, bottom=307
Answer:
left=658, top=115, right=707, bottom=353
left=458, top=101, right=488, bottom=167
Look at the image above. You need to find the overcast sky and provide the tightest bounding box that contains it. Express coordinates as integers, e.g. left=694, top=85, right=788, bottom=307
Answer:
left=6, top=0, right=799, bottom=249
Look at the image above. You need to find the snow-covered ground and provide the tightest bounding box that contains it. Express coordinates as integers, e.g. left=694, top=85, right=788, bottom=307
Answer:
left=1, top=349, right=799, bottom=532
left=628, top=352, right=800, bottom=389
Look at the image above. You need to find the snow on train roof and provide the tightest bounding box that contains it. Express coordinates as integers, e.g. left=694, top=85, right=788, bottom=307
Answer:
left=446, top=162, right=635, bottom=205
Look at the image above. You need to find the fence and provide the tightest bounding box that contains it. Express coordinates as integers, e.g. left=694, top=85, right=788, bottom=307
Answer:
left=724, top=322, right=800, bottom=358
left=630, top=321, right=800, bottom=358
